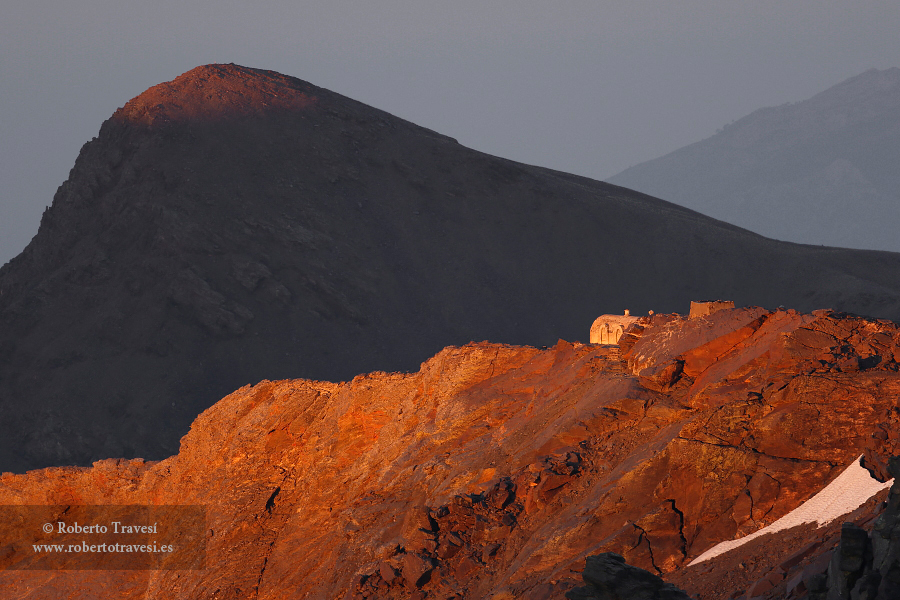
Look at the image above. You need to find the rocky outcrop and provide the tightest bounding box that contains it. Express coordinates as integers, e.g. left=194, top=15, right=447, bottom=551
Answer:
left=2, top=308, right=900, bottom=598
left=861, top=416, right=900, bottom=483
left=566, top=553, right=694, bottom=600
left=6, top=65, right=900, bottom=472
left=801, top=458, right=900, bottom=600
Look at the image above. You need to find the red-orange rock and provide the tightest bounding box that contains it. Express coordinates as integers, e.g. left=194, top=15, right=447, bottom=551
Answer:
left=2, top=309, right=900, bottom=598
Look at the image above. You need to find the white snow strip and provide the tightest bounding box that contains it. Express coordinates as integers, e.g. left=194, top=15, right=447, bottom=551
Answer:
left=689, top=456, right=893, bottom=565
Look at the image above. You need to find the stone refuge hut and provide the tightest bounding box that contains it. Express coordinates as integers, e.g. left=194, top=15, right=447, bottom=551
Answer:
left=590, top=301, right=736, bottom=345
left=589, top=310, right=639, bottom=345
left=689, top=300, right=735, bottom=319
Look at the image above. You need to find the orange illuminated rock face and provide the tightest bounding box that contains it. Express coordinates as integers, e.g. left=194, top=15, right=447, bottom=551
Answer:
left=2, top=308, right=900, bottom=599
left=115, top=63, right=318, bottom=125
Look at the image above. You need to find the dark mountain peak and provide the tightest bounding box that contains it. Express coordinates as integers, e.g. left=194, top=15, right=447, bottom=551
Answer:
left=4, top=65, right=900, bottom=474
left=113, top=63, right=319, bottom=126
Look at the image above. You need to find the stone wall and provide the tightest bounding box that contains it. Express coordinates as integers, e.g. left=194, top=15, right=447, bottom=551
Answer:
left=689, top=300, right=735, bottom=319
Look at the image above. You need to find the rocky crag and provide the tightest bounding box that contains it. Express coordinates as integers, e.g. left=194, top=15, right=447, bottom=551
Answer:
left=5, top=65, right=900, bottom=472
left=660, top=453, right=900, bottom=600
left=814, top=459, right=900, bottom=600
left=566, top=553, right=694, bottom=600
left=2, top=307, right=900, bottom=599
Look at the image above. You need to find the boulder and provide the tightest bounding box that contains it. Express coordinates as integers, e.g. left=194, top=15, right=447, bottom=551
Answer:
left=565, top=553, right=693, bottom=600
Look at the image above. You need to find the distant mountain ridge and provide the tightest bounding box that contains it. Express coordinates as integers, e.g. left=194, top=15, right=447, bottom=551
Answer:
left=608, top=67, right=900, bottom=251
left=5, top=64, right=900, bottom=472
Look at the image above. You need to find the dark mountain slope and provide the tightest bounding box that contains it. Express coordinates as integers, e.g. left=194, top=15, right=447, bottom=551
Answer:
left=608, top=67, right=900, bottom=251
left=3, top=64, right=900, bottom=472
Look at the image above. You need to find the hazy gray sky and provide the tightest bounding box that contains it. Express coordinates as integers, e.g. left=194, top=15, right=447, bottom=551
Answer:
left=2, top=1, right=900, bottom=265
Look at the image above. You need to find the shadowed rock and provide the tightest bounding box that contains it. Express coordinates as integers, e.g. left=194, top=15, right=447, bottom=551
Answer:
left=566, top=553, right=693, bottom=600
left=796, top=458, right=900, bottom=600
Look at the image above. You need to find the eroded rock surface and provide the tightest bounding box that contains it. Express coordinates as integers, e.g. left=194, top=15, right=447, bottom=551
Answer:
left=2, top=308, right=900, bottom=599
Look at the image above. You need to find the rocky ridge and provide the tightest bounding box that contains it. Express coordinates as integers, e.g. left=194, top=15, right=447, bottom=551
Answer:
left=2, top=307, right=900, bottom=599
left=6, top=64, right=900, bottom=472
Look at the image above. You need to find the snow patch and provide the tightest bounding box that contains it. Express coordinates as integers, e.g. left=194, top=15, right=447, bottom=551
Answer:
left=689, top=456, right=892, bottom=565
